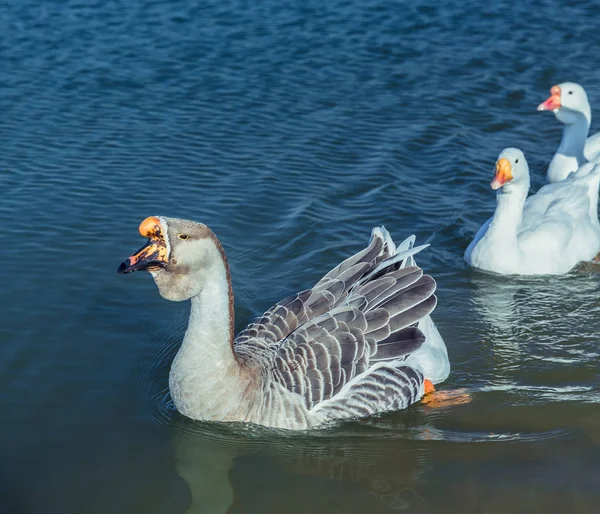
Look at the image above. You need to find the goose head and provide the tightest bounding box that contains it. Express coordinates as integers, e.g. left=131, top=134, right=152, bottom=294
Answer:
left=490, top=148, right=530, bottom=193
left=118, top=216, right=226, bottom=302
left=537, top=82, right=591, bottom=125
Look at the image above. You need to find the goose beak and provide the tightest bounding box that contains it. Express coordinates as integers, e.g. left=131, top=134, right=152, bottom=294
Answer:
left=117, top=216, right=169, bottom=274
left=491, top=158, right=513, bottom=190
left=537, top=85, right=561, bottom=111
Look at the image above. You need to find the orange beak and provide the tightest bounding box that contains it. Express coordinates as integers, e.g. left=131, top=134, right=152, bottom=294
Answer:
left=537, top=85, right=561, bottom=111
left=117, top=216, right=170, bottom=274
left=491, top=158, right=513, bottom=190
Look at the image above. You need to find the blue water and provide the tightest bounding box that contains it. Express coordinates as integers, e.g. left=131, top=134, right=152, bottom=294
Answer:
left=2, top=0, right=600, bottom=512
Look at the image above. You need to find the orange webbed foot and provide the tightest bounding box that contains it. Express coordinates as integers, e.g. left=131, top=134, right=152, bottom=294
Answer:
left=421, top=380, right=472, bottom=408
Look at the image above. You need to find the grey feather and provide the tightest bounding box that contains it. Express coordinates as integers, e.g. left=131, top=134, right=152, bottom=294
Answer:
left=364, top=308, right=391, bottom=332
left=232, top=228, right=438, bottom=427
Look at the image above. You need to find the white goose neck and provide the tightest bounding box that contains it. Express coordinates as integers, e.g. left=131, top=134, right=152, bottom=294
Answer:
left=169, top=247, right=248, bottom=421
left=557, top=114, right=590, bottom=158
left=184, top=277, right=236, bottom=371
left=486, top=186, right=527, bottom=244
left=547, top=115, right=589, bottom=182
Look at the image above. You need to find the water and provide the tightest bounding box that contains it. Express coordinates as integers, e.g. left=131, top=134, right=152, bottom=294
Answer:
left=2, top=0, right=600, bottom=512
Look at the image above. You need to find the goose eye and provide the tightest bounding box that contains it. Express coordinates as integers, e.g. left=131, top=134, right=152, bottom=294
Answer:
left=515, top=159, right=519, bottom=163
left=568, top=91, right=573, bottom=95
left=178, top=234, right=189, bottom=240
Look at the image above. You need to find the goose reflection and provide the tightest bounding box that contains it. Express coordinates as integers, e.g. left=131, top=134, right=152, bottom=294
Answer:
left=168, top=411, right=439, bottom=514
left=167, top=397, right=589, bottom=514
left=469, top=271, right=525, bottom=366
left=469, top=268, right=600, bottom=401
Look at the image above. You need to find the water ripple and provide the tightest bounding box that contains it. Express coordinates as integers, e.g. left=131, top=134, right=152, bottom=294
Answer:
left=2, top=0, right=600, bottom=509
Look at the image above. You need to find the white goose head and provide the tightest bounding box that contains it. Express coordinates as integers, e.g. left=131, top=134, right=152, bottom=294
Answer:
left=490, top=148, right=530, bottom=194
left=118, top=216, right=229, bottom=302
left=537, top=82, right=591, bottom=125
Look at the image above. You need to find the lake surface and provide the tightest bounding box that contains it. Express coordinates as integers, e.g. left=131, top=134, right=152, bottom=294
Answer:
left=2, top=0, right=600, bottom=512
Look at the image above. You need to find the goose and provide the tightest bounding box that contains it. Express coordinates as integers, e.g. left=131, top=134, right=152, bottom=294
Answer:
left=464, top=148, right=600, bottom=275
left=118, top=217, right=451, bottom=430
left=537, top=82, right=600, bottom=182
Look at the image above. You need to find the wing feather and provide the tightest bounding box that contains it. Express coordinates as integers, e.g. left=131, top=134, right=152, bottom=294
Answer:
left=234, top=227, right=437, bottom=416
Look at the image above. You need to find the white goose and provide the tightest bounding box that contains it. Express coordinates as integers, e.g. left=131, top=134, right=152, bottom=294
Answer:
left=464, top=148, right=600, bottom=275
left=537, top=82, right=600, bottom=182
left=118, top=218, right=452, bottom=430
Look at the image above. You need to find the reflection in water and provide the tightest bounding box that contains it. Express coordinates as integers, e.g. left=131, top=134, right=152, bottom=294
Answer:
left=469, top=269, right=600, bottom=402
left=470, top=271, right=526, bottom=388
left=169, top=416, right=433, bottom=514
left=165, top=403, right=600, bottom=514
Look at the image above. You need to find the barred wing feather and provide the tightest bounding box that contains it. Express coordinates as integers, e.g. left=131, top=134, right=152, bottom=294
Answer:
left=234, top=227, right=438, bottom=418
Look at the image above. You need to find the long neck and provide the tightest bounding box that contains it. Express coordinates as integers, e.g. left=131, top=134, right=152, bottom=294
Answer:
left=185, top=271, right=236, bottom=373
left=558, top=115, right=589, bottom=158
left=485, top=185, right=528, bottom=245
left=548, top=113, right=590, bottom=182
left=169, top=248, right=249, bottom=421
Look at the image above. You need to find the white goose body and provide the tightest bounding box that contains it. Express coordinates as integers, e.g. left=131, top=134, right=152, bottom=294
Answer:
left=538, top=82, right=600, bottom=182
left=119, top=218, right=450, bottom=430
left=465, top=148, right=600, bottom=275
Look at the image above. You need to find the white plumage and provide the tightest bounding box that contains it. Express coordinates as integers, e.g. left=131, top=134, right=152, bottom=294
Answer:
left=538, top=82, right=600, bottom=183
left=465, top=148, right=600, bottom=275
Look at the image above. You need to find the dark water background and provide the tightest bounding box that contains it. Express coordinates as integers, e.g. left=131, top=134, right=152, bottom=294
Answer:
left=2, top=0, right=600, bottom=512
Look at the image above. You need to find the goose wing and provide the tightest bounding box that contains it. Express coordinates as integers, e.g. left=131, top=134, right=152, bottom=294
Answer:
left=234, top=228, right=436, bottom=412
